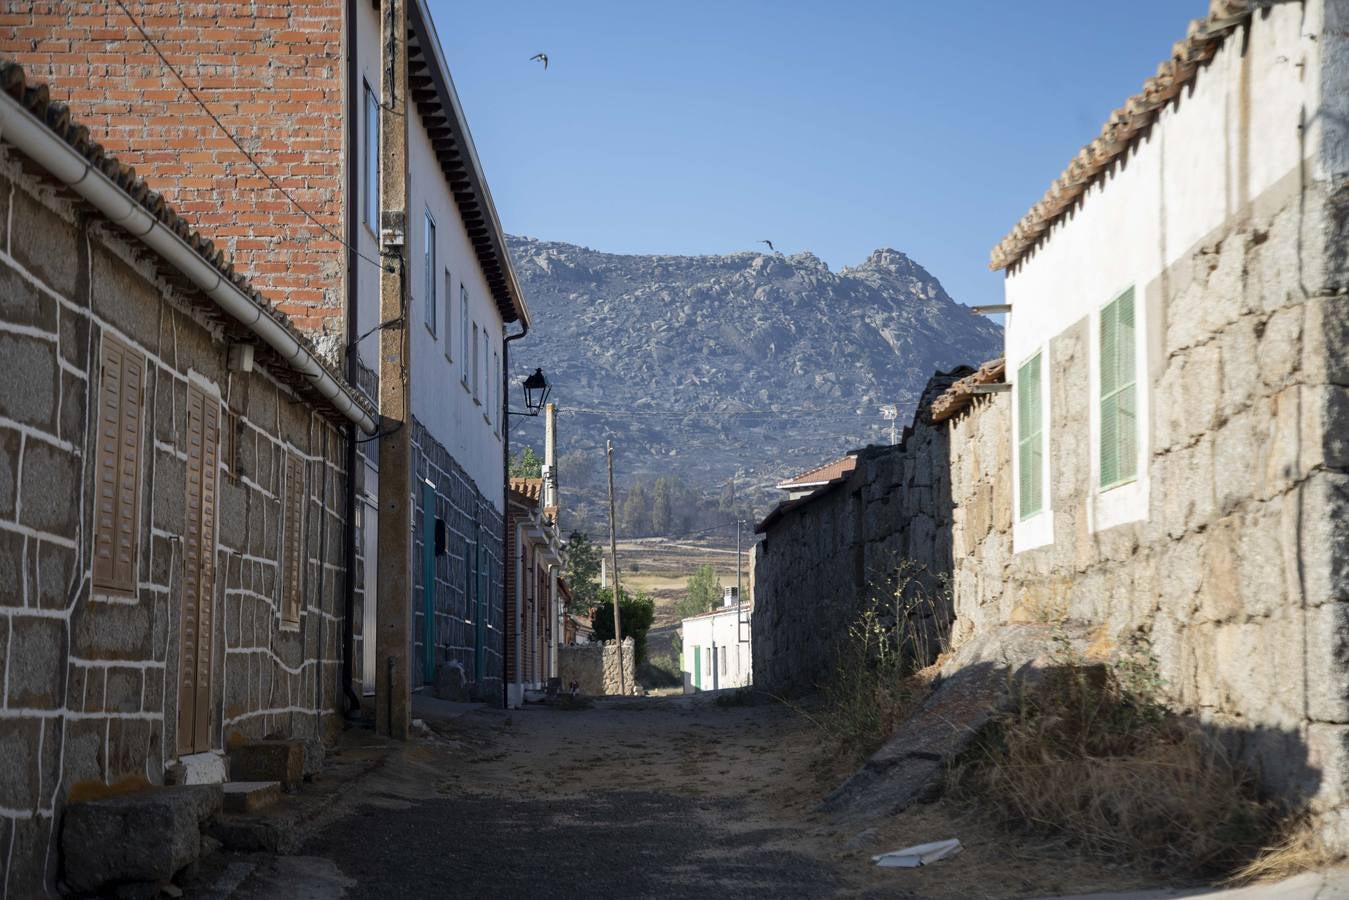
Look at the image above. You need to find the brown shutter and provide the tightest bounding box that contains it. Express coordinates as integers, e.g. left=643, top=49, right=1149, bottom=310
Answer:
left=179, top=384, right=221, bottom=754
left=195, top=395, right=219, bottom=752
left=179, top=385, right=205, bottom=754
left=93, top=336, right=143, bottom=595
left=282, top=453, right=304, bottom=625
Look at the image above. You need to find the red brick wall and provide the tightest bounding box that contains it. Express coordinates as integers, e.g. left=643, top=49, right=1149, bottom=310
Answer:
left=1, top=0, right=347, bottom=346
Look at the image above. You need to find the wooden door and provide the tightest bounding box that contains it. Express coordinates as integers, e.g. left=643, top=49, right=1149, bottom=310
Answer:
left=178, top=384, right=220, bottom=755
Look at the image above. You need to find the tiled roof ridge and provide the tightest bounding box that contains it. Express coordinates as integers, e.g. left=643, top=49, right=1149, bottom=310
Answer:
left=0, top=58, right=376, bottom=423
left=930, top=358, right=1006, bottom=423
left=778, top=453, right=858, bottom=487
left=990, top=0, right=1265, bottom=271
left=509, top=477, right=542, bottom=503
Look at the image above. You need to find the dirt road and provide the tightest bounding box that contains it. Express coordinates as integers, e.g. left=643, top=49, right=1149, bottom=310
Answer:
left=202, top=694, right=1198, bottom=900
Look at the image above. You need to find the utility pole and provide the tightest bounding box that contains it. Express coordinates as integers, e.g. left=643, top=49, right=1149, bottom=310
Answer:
left=605, top=440, right=626, bottom=695
left=375, top=0, right=411, bottom=740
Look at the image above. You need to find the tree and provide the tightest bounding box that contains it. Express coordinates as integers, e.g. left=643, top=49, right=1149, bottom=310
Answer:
left=509, top=446, right=543, bottom=478
left=621, top=481, right=650, bottom=537
left=675, top=564, right=722, bottom=620
left=562, top=531, right=602, bottom=616
left=650, top=476, right=673, bottom=535
left=590, top=587, right=656, bottom=663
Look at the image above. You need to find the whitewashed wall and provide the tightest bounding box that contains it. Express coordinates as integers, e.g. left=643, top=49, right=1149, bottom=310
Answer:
left=1004, top=3, right=1322, bottom=548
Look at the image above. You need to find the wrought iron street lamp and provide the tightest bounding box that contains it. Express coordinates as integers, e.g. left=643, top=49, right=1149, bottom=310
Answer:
left=511, top=367, right=551, bottom=417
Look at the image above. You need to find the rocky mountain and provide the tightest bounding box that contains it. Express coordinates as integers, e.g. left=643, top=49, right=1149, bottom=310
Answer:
left=505, top=237, right=1003, bottom=532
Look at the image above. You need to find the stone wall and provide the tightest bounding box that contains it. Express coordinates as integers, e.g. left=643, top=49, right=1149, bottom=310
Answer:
left=409, top=421, right=505, bottom=701
left=751, top=375, right=961, bottom=694
left=0, top=143, right=348, bottom=892
left=944, top=159, right=1349, bottom=824
left=558, top=638, right=635, bottom=697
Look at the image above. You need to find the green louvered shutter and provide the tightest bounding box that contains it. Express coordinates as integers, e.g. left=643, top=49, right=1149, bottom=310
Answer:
left=1017, top=353, right=1043, bottom=518
left=1100, top=287, right=1138, bottom=489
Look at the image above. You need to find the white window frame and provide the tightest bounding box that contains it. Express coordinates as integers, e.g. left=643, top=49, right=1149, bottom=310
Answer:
left=443, top=268, right=453, bottom=363
left=471, top=321, right=480, bottom=404
left=461, top=286, right=470, bottom=390
left=1012, top=343, right=1053, bottom=553
left=1088, top=283, right=1150, bottom=533
left=363, top=81, right=379, bottom=235
left=493, top=349, right=501, bottom=436
left=423, top=211, right=436, bottom=336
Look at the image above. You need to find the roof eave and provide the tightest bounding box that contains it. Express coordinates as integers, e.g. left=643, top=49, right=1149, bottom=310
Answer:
left=989, top=1, right=1265, bottom=272
left=408, top=0, right=530, bottom=328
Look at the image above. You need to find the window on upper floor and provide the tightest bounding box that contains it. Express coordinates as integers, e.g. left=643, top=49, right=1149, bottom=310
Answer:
left=1017, top=352, right=1044, bottom=520
left=424, top=212, right=436, bottom=336
left=1099, top=287, right=1138, bottom=491
left=481, top=329, right=489, bottom=414
left=363, top=81, right=379, bottom=234
left=472, top=321, right=480, bottom=404
left=444, top=268, right=453, bottom=363
left=493, top=350, right=501, bottom=436
left=461, top=286, right=470, bottom=389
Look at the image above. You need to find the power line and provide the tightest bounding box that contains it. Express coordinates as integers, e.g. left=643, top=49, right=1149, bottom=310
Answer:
left=111, top=0, right=390, bottom=275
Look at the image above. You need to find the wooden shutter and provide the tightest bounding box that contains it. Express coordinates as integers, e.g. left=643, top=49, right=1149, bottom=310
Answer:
left=93, top=336, right=144, bottom=595
left=282, top=453, right=304, bottom=625
left=1017, top=353, right=1043, bottom=519
left=1100, top=288, right=1137, bottom=488
left=180, top=383, right=219, bottom=754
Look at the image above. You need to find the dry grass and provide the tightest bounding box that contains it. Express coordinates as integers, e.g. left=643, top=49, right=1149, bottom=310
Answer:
left=1225, top=815, right=1344, bottom=885
left=812, top=564, right=949, bottom=764
left=950, top=656, right=1282, bottom=878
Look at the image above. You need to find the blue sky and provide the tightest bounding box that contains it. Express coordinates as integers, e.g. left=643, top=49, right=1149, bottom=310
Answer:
left=431, top=0, right=1200, bottom=309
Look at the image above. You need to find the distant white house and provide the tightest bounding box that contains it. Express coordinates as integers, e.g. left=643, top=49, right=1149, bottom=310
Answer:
left=681, top=589, right=753, bottom=692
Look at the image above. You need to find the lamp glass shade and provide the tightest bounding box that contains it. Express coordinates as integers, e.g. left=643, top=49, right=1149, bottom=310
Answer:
left=522, top=368, right=550, bottom=412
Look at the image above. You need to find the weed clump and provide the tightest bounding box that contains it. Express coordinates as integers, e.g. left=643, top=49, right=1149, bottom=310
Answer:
left=951, top=637, right=1282, bottom=877
left=814, top=562, right=949, bottom=764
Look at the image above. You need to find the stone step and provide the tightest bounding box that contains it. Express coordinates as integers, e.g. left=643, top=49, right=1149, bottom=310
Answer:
left=222, top=781, right=281, bottom=815
left=227, top=740, right=306, bottom=790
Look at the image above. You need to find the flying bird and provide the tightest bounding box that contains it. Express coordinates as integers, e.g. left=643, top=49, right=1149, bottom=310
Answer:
left=760, top=239, right=775, bottom=252
left=530, top=53, right=548, bottom=70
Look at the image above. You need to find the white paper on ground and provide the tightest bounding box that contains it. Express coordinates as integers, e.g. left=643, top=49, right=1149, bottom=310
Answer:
left=871, top=838, right=963, bottom=868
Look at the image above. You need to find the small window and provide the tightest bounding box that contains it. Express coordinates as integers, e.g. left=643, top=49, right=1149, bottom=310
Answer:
left=443, top=268, right=453, bottom=363
left=460, top=286, right=470, bottom=388
left=481, top=329, right=489, bottom=408
left=363, top=82, right=379, bottom=232
left=471, top=322, right=480, bottom=403
left=282, top=453, right=305, bottom=626
left=719, top=645, right=727, bottom=676
left=493, top=350, right=501, bottom=435
left=1100, top=287, right=1138, bottom=490
left=1017, top=352, right=1044, bottom=519
left=423, top=212, right=436, bottom=335
left=93, top=335, right=145, bottom=596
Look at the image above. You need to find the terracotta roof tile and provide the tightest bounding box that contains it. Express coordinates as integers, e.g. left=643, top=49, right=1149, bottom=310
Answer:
left=929, top=358, right=1005, bottom=423
left=509, top=477, right=543, bottom=503
left=777, top=454, right=858, bottom=490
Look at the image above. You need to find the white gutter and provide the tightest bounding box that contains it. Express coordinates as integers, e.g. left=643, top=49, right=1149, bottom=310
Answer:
left=0, top=91, right=378, bottom=435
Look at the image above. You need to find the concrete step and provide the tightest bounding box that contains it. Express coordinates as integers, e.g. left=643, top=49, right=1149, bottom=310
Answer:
left=222, top=781, right=281, bottom=815
left=228, top=740, right=305, bottom=790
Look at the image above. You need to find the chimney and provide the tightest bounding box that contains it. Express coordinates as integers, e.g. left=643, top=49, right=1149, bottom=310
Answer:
left=542, top=402, right=559, bottom=521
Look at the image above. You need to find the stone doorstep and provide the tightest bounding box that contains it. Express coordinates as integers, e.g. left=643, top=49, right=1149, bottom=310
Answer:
left=227, top=740, right=305, bottom=789
left=222, top=781, right=282, bottom=815
left=209, top=728, right=397, bottom=856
